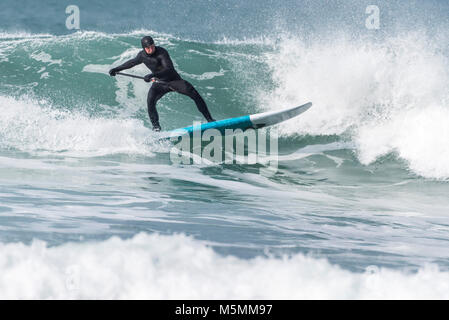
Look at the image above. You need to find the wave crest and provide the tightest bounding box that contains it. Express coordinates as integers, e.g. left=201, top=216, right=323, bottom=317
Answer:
left=259, top=32, right=449, bottom=179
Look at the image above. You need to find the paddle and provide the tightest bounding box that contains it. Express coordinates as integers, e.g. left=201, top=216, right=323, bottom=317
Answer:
left=116, top=72, right=144, bottom=80
left=116, top=72, right=168, bottom=85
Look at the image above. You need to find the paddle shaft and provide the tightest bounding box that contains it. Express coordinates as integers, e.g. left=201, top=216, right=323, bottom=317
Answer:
left=116, top=72, right=144, bottom=80
left=116, top=72, right=167, bottom=85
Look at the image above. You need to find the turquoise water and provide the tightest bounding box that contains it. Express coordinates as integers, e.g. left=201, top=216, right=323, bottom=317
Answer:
left=1, top=0, right=449, bottom=299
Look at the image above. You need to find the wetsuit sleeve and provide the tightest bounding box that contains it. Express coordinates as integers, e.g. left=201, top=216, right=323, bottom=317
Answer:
left=114, top=52, right=142, bottom=71
left=152, top=49, right=177, bottom=79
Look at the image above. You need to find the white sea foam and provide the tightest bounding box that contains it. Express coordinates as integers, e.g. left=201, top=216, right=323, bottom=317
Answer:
left=0, top=232, right=448, bottom=299
left=0, top=95, right=155, bottom=156
left=0, top=31, right=53, bottom=39
left=259, top=33, right=449, bottom=179
left=180, top=69, right=226, bottom=81
left=29, top=51, right=62, bottom=66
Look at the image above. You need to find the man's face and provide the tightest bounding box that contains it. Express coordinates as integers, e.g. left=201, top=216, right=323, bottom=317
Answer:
left=145, top=44, right=155, bottom=55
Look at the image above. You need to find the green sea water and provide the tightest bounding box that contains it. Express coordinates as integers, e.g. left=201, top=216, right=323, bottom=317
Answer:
left=1, top=0, right=449, bottom=299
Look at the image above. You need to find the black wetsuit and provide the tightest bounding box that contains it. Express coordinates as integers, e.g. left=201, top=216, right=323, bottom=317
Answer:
left=112, top=46, right=214, bottom=129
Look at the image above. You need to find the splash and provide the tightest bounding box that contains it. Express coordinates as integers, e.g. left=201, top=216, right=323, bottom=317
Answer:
left=0, top=95, right=159, bottom=156
left=259, top=32, right=449, bottom=179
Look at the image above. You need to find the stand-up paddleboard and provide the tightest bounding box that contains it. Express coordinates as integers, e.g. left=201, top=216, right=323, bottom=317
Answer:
left=160, top=102, right=312, bottom=139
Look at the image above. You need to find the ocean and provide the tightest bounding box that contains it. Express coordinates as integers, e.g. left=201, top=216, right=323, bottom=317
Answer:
left=1, top=0, right=449, bottom=299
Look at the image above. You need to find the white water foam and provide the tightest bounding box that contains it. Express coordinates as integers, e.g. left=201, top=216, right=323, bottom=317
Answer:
left=259, top=33, right=449, bottom=179
left=0, top=95, right=157, bottom=156
left=0, top=232, right=448, bottom=299
left=29, top=51, right=62, bottom=66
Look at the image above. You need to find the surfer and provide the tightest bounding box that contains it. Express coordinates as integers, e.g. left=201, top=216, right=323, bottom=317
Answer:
left=109, top=36, right=216, bottom=131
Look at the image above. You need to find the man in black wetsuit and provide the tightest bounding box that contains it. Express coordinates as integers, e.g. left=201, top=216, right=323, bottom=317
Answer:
left=109, top=36, right=215, bottom=131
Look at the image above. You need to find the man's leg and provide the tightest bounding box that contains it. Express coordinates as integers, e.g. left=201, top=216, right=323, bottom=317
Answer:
left=169, top=80, right=215, bottom=122
left=147, top=84, right=171, bottom=131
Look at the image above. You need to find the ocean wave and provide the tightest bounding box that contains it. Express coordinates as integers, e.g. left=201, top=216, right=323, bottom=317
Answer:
left=0, top=31, right=53, bottom=39
left=0, top=232, right=448, bottom=299
left=257, top=32, right=449, bottom=179
left=2, top=29, right=449, bottom=179
left=0, top=95, right=160, bottom=156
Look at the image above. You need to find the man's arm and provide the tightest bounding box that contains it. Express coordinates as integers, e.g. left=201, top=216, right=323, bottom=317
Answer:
left=109, top=52, right=142, bottom=76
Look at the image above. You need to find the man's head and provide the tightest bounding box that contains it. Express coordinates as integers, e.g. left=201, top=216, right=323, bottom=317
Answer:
left=141, top=36, right=155, bottom=55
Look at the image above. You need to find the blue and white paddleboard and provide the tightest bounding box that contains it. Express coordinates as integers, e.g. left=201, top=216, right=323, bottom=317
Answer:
left=161, top=102, right=312, bottom=139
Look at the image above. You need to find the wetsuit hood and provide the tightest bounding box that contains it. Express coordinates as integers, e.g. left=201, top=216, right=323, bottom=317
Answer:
left=141, top=36, right=154, bottom=49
